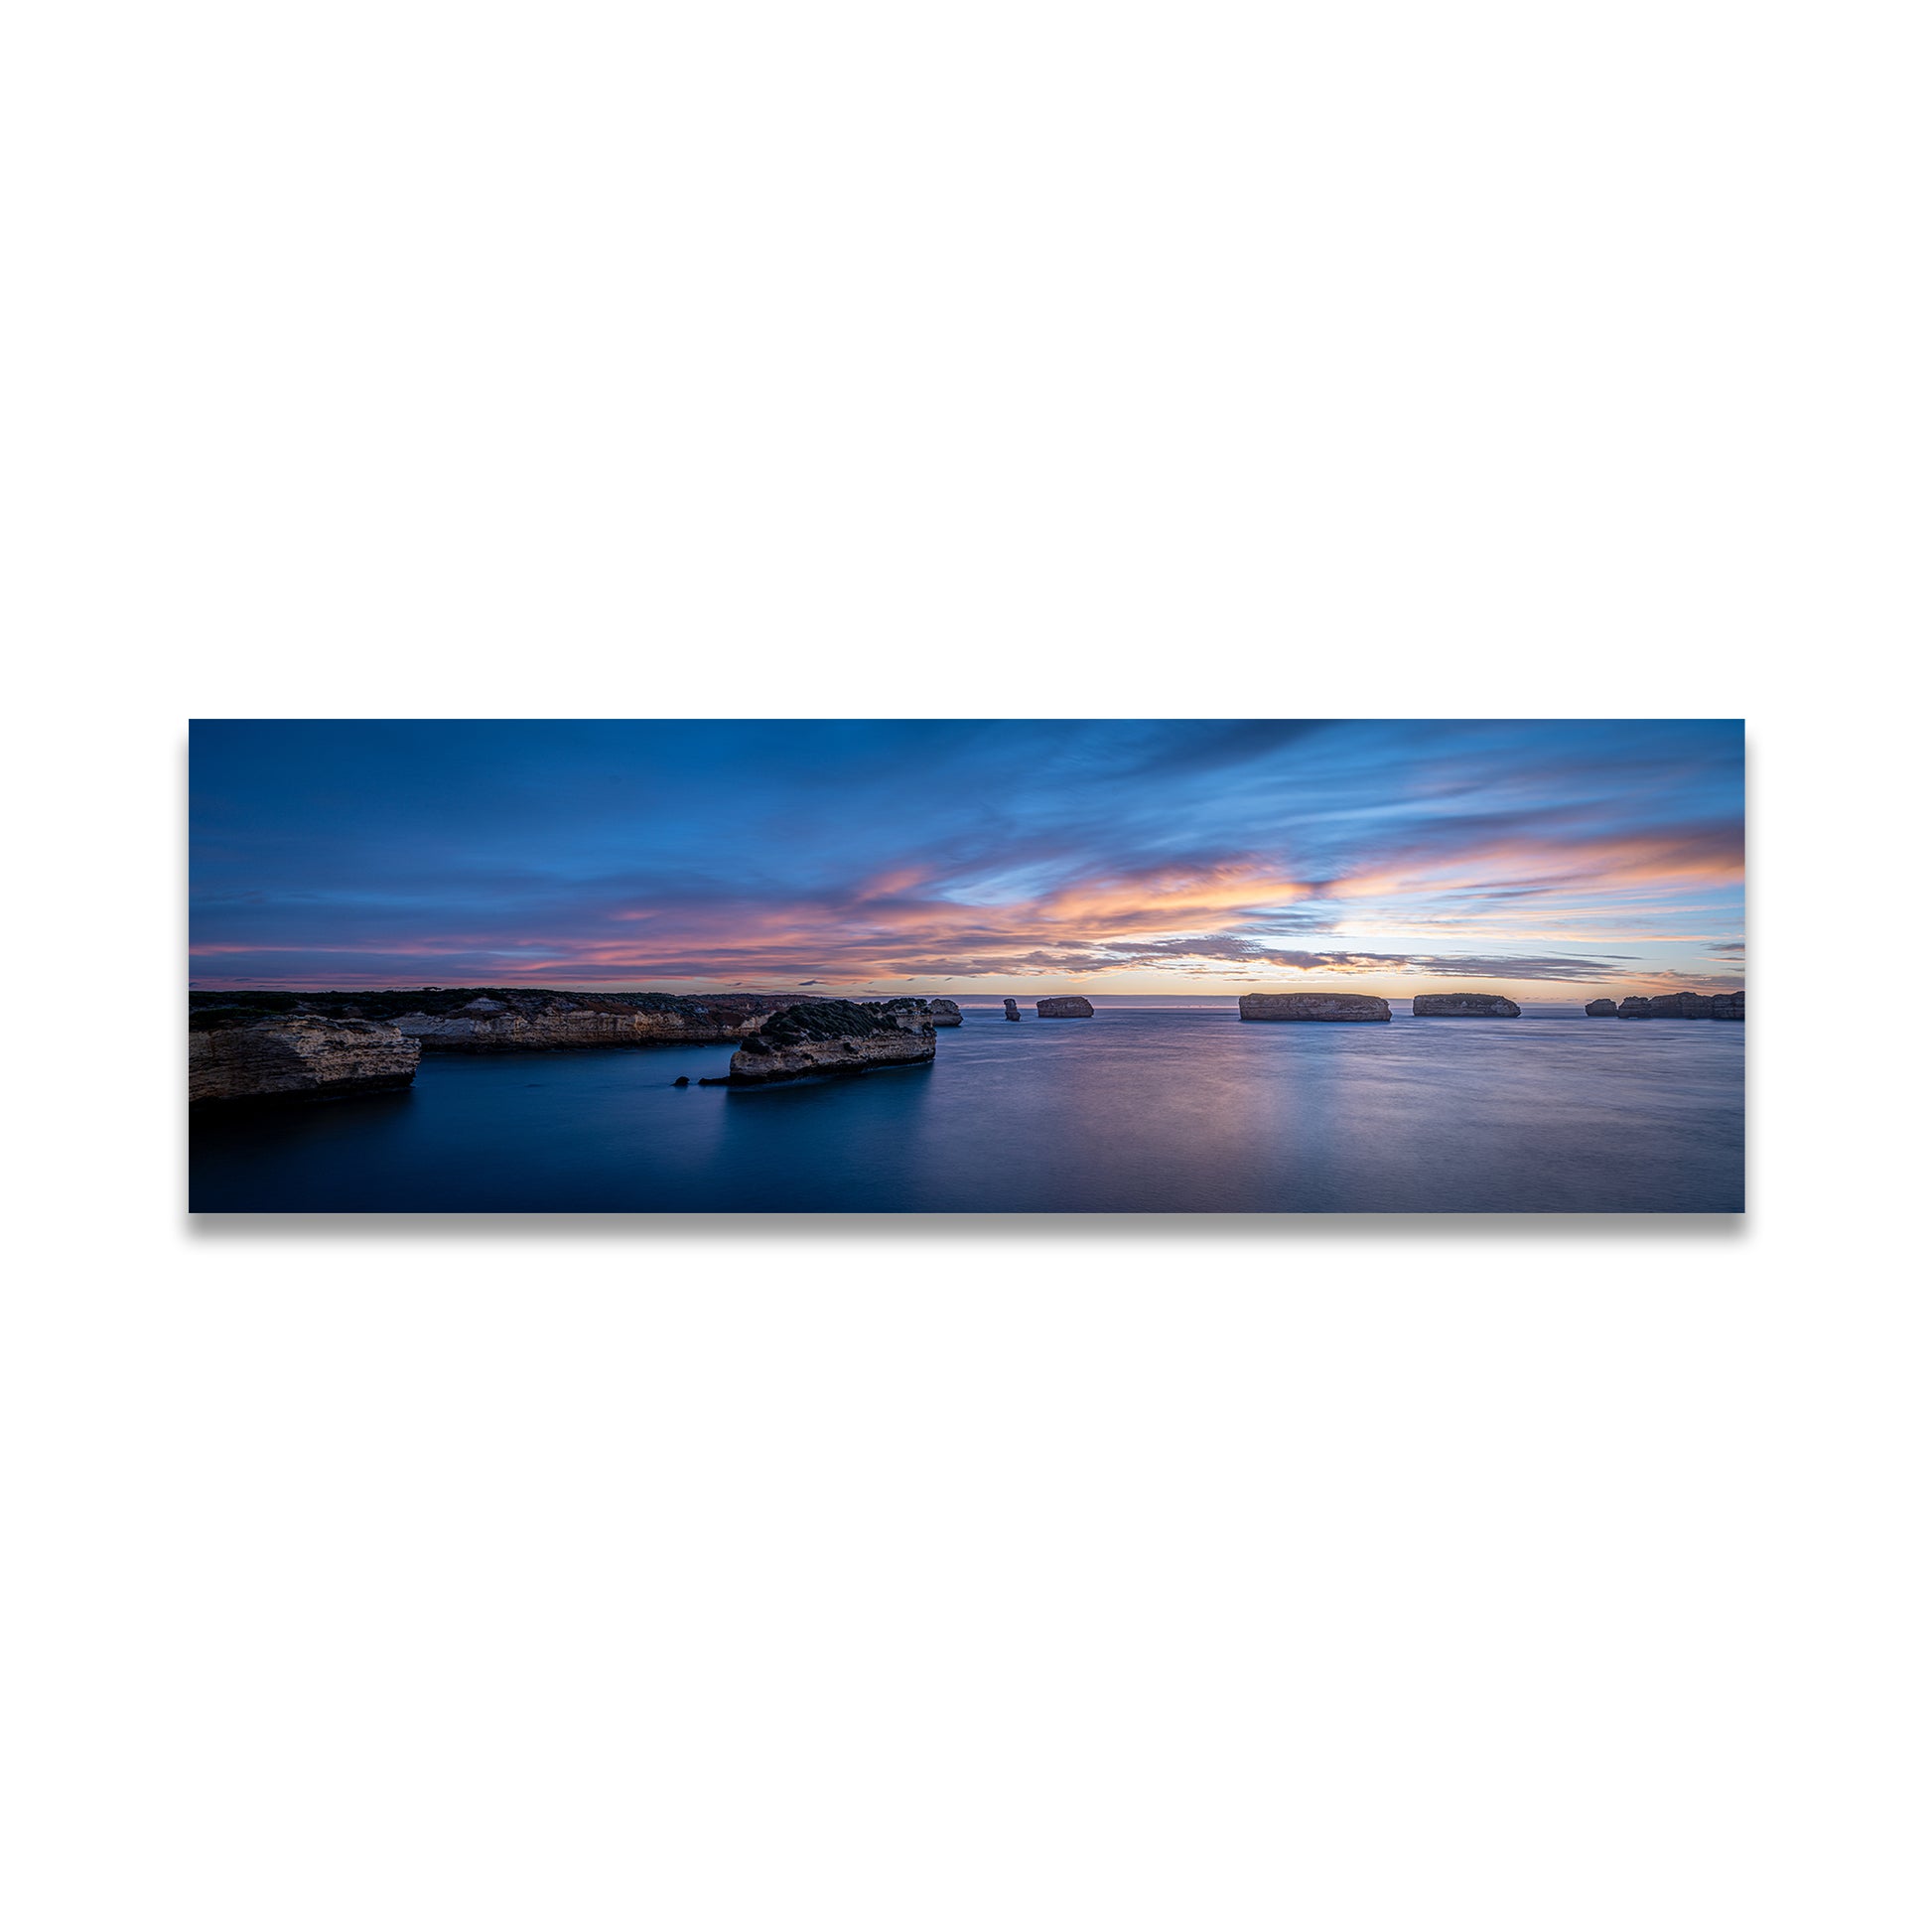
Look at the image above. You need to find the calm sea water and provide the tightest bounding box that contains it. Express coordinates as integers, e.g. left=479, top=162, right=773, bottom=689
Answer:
left=190, top=1004, right=1744, bottom=1213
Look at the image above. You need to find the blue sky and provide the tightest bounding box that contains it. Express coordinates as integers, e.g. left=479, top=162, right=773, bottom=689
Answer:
left=190, top=720, right=1744, bottom=997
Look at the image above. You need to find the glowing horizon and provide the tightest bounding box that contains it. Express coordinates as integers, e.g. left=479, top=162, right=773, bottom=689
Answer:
left=190, top=720, right=1744, bottom=1002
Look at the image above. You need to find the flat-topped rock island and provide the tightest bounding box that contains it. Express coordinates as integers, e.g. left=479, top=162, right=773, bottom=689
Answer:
left=1615, top=992, right=1745, bottom=1020
left=1413, top=994, right=1521, bottom=1018
left=1239, top=993, right=1391, bottom=1023
left=716, top=999, right=937, bottom=1085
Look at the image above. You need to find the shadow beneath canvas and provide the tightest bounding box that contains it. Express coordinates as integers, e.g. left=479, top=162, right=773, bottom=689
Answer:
left=188, top=1209, right=1747, bottom=1242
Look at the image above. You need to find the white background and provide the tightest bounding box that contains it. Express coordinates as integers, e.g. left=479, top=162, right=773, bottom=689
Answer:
left=5, top=5, right=1927, bottom=1927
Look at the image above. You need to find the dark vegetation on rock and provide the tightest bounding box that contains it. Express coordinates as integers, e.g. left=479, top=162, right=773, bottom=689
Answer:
left=190, top=988, right=809, bottom=1051
left=753, top=1000, right=915, bottom=1045
left=727, top=1000, right=938, bottom=1085
left=190, top=987, right=797, bottom=1025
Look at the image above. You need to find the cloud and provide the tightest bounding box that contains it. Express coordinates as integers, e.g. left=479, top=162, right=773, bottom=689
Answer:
left=190, top=720, right=1744, bottom=991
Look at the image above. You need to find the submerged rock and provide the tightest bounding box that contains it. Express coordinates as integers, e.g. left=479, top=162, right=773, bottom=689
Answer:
left=726, top=999, right=937, bottom=1084
left=1412, top=994, right=1521, bottom=1018
left=1004, top=999, right=1021, bottom=1021
left=1239, top=993, right=1391, bottom=1023
left=189, top=1010, right=420, bottom=1105
left=1036, top=996, right=1095, bottom=1018
left=1585, top=999, right=1618, bottom=1017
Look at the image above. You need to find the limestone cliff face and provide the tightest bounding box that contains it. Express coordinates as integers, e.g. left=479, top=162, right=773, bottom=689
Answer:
left=190, top=988, right=803, bottom=1052
left=879, top=997, right=963, bottom=1031
left=1585, top=999, right=1619, bottom=1016
left=1003, top=999, right=1021, bottom=1021
left=387, top=994, right=771, bottom=1050
left=1413, top=994, right=1521, bottom=1018
left=190, top=1012, right=420, bottom=1105
left=1239, top=993, right=1390, bottom=1023
left=1035, top=996, right=1095, bottom=1018
left=727, top=1000, right=936, bottom=1084
left=1617, top=992, right=1745, bottom=1020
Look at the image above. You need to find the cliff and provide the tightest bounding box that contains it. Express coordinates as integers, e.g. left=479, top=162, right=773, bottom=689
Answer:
left=189, top=988, right=806, bottom=1051
left=1585, top=999, right=1618, bottom=1016
left=1036, top=996, right=1095, bottom=1018
left=1239, top=993, right=1391, bottom=1023
left=725, top=1000, right=937, bottom=1084
left=1413, top=994, right=1521, bottom=1018
left=879, top=997, right=963, bottom=1030
left=190, top=1010, right=420, bottom=1105
left=1616, top=992, right=1745, bottom=1020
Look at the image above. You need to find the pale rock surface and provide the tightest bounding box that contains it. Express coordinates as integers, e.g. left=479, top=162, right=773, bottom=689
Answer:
left=727, top=1000, right=937, bottom=1084
left=1239, top=993, right=1391, bottom=1023
left=190, top=1013, right=420, bottom=1104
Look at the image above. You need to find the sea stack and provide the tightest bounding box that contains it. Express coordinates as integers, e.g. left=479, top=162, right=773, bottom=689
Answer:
left=1412, top=994, right=1521, bottom=1018
left=1036, top=996, right=1095, bottom=1018
left=1585, top=999, right=1618, bottom=1017
left=1712, top=991, right=1745, bottom=1020
left=1239, top=993, right=1391, bottom=1023
left=1003, top=999, right=1021, bottom=1021
left=725, top=999, right=937, bottom=1084
left=189, top=1009, right=421, bottom=1105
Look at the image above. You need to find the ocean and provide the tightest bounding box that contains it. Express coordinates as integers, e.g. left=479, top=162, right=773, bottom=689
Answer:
left=189, top=1002, right=1745, bottom=1213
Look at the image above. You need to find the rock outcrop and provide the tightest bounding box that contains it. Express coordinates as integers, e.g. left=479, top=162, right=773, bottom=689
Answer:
left=190, top=1010, right=420, bottom=1105
left=879, top=997, right=963, bottom=1031
left=725, top=1000, right=938, bottom=1084
left=1239, top=993, right=1391, bottom=1023
left=1036, top=996, right=1095, bottom=1018
left=1585, top=999, right=1618, bottom=1017
left=1616, top=992, right=1744, bottom=1020
left=1412, top=994, right=1521, bottom=1018
left=190, top=988, right=803, bottom=1052
left=1004, top=999, right=1021, bottom=1021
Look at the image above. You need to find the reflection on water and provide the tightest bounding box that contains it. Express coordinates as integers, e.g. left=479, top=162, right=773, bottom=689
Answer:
left=190, top=1006, right=1744, bottom=1213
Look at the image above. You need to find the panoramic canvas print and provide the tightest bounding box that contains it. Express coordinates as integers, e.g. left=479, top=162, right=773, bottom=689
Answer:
left=189, top=720, right=1744, bottom=1213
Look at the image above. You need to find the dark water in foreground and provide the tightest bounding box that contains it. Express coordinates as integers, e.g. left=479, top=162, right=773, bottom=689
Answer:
left=191, top=1006, right=1744, bottom=1213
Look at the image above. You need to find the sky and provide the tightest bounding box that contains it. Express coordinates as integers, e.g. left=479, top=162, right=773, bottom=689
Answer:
left=189, top=720, right=1744, bottom=1001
